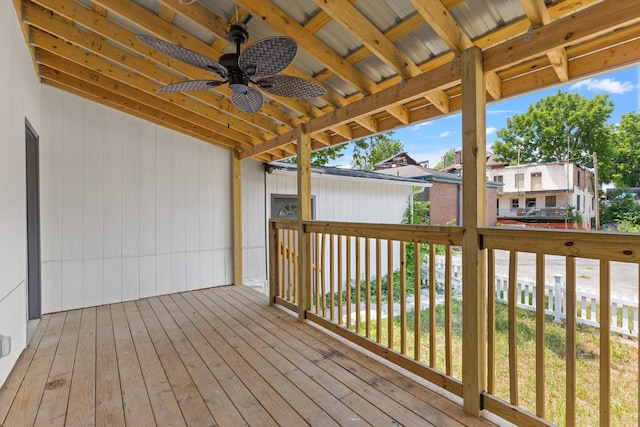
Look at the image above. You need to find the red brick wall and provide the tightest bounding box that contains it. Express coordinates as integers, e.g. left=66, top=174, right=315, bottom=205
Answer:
left=429, top=183, right=499, bottom=226
left=430, top=182, right=459, bottom=225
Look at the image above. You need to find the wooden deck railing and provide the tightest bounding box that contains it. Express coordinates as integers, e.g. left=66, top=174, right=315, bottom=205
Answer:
left=268, top=219, right=640, bottom=427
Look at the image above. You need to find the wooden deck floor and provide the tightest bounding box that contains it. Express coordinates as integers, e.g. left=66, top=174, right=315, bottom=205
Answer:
left=0, top=285, right=499, bottom=426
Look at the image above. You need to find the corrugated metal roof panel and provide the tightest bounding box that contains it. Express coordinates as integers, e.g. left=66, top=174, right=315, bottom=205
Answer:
left=396, top=24, right=450, bottom=64
left=451, top=0, right=525, bottom=40
left=324, top=76, right=358, bottom=98
left=171, top=12, right=217, bottom=45
left=271, top=0, right=320, bottom=25
left=315, top=21, right=363, bottom=57
left=355, top=55, right=396, bottom=83
left=352, top=0, right=415, bottom=33
left=197, top=0, right=236, bottom=21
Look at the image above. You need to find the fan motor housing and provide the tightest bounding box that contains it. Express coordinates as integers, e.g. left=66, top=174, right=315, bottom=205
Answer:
left=219, top=53, right=249, bottom=92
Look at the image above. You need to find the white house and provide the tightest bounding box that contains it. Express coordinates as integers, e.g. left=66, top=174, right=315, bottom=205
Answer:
left=487, top=162, right=596, bottom=228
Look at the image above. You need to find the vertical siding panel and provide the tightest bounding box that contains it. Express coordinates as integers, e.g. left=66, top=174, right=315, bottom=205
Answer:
left=122, top=116, right=141, bottom=257
left=103, top=108, right=123, bottom=258
left=122, top=257, right=140, bottom=301
left=171, top=136, right=186, bottom=253
left=212, top=151, right=230, bottom=250
left=61, top=93, right=84, bottom=260
left=139, top=255, right=156, bottom=298
left=82, top=102, right=104, bottom=261
left=40, top=89, right=63, bottom=262
left=41, top=261, right=62, bottom=313
left=156, top=254, right=171, bottom=295
left=199, top=144, right=214, bottom=251
left=155, top=127, right=172, bottom=255
left=171, top=253, right=186, bottom=292
left=186, top=141, right=200, bottom=251
left=61, top=260, right=83, bottom=310
left=200, top=251, right=213, bottom=287
left=186, top=252, right=200, bottom=291
left=103, top=258, right=122, bottom=304
left=83, top=259, right=103, bottom=307
left=139, top=122, right=156, bottom=255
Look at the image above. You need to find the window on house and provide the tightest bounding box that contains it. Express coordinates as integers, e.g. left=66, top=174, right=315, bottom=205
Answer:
left=577, top=171, right=581, bottom=186
left=511, top=199, right=519, bottom=210
left=271, top=194, right=316, bottom=219
left=526, top=198, right=536, bottom=208
left=545, top=195, right=556, bottom=207
left=577, top=194, right=581, bottom=211
left=531, top=172, right=542, bottom=191
left=515, top=173, right=524, bottom=189
left=494, top=175, right=503, bottom=183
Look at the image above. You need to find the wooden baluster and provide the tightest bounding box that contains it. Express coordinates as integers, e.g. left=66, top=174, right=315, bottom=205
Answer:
left=508, top=249, right=518, bottom=406
left=376, top=239, right=382, bottom=343
left=388, top=240, right=394, bottom=349
left=355, top=236, right=361, bottom=334
left=535, top=253, right=546, bottom=419
left=445, top=244, right=452, bottom=375
left=487, top=248, right=496, bottom=394
left=346, top=236, right=352, bottom=330
left=600, top=259, right=611, bottom=427
left=365, top=238, right=371, bottom=338
left=429, top=243, right=436, bottom=368
left=566, top=256, right=576, bottom=427
left=400, top=242, right=407, bottom=355
left=414, top=243, right=421, bottom=361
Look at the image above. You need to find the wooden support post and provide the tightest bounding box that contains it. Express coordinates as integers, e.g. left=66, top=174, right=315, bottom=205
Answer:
left=296, top=124, right=312, bottom=321
left=232, top=150, right=243, bottom=286
left=461, top=45, right=487, bottom=416
left=268, top=221, right=278, bottom=305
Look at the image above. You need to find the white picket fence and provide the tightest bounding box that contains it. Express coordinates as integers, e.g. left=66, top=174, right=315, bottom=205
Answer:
left=434, top=261, right=639, bottom=338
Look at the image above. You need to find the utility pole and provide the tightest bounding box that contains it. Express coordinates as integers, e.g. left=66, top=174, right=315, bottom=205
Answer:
left=592, top=152, right=600, bottom=230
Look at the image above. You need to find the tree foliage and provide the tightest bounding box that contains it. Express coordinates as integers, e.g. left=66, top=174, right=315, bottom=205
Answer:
left=434, top=148, right=456, bottom=170
left=351, top=132, right=404, bottom=170
left=281, top=143, right=347, bottom=166
left=491, top=91, right=615, bottom=182
left=613, top=111, right=640, bottom=187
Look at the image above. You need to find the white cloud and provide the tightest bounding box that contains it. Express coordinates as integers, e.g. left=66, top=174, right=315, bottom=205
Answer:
left=569, top=78, right=635, bottom=94
left=411, top=121, right=432, bottom=130
left=439, top=131, right=451, bottom=138
left=486, top=126, right=497, bottom=135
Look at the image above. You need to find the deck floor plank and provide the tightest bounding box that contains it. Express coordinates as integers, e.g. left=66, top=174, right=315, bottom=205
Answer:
left=199, top=289, right=385, bottom=426
left=194, top=290, right=349, bottom=427
left=150, top=295, right=247, bottom=427
left=33, top=310, right=82, bottom=427
left=178, top=291, right=308, bottom=426
left=95, top=305, right=125, bottom=426
left=166, top=293, right=277, bottom=427
left=217, top=288, right=448, bottom=426
left=136, top=299, right=217, bottom=427
left=0, top=314, right=50, bottom=425
left=0, top=285, right=500, bottom=427
left=122, top=301, right=186, bottom=427
left=66, top=307, right=97, bottom=427
left=110, top=303, right=156, bottom=426
left=3, top=312, right=66, bottom=426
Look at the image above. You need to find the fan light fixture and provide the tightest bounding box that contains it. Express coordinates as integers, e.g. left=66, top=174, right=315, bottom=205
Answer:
left=137, top=16, right=326, bottom=113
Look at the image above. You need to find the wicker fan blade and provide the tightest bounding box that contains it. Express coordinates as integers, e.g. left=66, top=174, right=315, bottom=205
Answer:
left=158, top=80, right=226, bottom=93
left=137, top=35, right=228, bottom=78
left=257, top=75, right=327, bottom=98
left=231, top=87, right=264, bottom=113
left=239, top=37, right=297, bottom=78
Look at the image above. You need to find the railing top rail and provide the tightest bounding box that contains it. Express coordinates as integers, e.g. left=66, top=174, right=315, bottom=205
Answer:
left=480, top=227, right=640, bottom=263
left=270, top=219, right=464, bottom=244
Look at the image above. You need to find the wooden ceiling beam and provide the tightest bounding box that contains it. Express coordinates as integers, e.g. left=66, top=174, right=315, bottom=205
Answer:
left=484, top=0, right=640, bottom=72
left=409, top=0, right=473, bottom=54
left=519, top=0, right=569, bottom=82
left=26, top=0, right=289, bottom=135
left=243, top=0, right=640, bottom=158
left=312, top=0, right=421, bottom=79
left=88, top=0, right=305, bottom=128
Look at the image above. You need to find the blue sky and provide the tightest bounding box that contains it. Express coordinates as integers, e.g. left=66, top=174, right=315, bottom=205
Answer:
left=333, top=66, right=640, bottom=168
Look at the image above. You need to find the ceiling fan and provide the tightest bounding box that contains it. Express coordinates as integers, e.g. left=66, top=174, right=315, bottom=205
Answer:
left=137, top=15, right=326, bottom=113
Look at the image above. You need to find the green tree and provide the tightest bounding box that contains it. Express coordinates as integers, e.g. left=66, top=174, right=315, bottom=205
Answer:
left=491, top=91, right=615, bottom=183
left=351, top=132, right=404, bottom=170
left=282, top=143, right=347, bottom=166
left=434, top=148, right=456, bottom=170
left=613, top=111, right=640, bottom=187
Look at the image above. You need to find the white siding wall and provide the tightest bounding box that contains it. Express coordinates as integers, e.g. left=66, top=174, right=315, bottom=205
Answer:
left=0, top=4, right=41, bottom=386
left=39, top=85, right=234, bottom=314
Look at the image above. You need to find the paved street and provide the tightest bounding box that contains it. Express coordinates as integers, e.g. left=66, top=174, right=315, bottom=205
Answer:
left=447, top=251, right=639, bottom=300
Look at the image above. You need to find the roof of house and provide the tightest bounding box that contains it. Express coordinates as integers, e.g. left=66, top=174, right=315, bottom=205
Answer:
left=266, top=162, right=430, bottom=186
left=13, top=1, right=638, bottom=163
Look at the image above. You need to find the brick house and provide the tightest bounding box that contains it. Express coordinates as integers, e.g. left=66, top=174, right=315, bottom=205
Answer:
left=374, top=152, right=500, bottom=226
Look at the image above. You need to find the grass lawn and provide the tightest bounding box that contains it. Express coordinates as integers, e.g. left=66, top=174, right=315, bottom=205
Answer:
left=361, top=298, right=638, bottom=426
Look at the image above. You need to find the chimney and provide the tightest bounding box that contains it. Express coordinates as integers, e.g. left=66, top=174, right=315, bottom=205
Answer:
left=455, top=150, right=462, bottom=165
